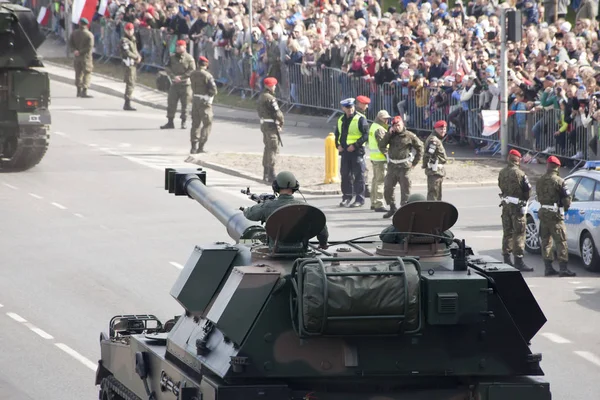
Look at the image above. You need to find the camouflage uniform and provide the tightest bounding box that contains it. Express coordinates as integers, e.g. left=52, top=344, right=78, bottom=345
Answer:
left=120, top=32, right=139, bottom=110
left=243, top=194, right=328, bottom=246
left=498, top=159, right=533, bottom=271
left=379, top=127, right=423, bottom=218
left=257, top=88, right=284, bottom=182
left=189, top=66, right=217, bottom=153
left=422, top=130, right=447, bottom=200
left=162, top=52, right=196, bottom=129
left=68, top=24, right=94, bottom=98
left=536, top=167, right=576, bottom=277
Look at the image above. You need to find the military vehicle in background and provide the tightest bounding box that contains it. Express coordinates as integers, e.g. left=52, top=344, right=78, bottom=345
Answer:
left=94, top=167, right=552, bottom=400
left=0, top=1, right=51, bottom=171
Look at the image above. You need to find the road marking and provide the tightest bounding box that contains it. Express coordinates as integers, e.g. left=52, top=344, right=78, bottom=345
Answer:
left=541, top=333, right=572, bottom=344
left=24, top=323, right=54, bottom=340
left=51, top=202, right=67, bottom=210
left=0, top=304, right=3, bottom=307
left=570, top=281, right=581, bottom=284
left=6, top=312, right=27, bottom=323
left=169, top=261, right=184, bottom=269
left=54, top=131, right=67, bottom=136
left=89, top=144, right=98, bottom=147
left=29, top=193, right=43, bottom=199
left=118, top=143, right=131, bottom=148
left=575, top=286, right=595, bottom=290
left=574, top=351, right=600, bottom=367
left=149, top=146, right=161, bottom=152
left=73, top=213, right=84, bottom=218
left=54, top=343, right=97, bottom=371
left=527, top=284, right=538, bottom=289
left=3, top=183, right=17, bottom=189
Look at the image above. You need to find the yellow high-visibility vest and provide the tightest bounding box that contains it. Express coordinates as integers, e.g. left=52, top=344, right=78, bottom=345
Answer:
left=337, top=113, right=362, bottom=145
left=368, top=122, right=387, bottom=161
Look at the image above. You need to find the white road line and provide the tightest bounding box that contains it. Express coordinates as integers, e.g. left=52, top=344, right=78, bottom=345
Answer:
left=29, top=193, right=43, bottom=199
left=54, top=343, right=97, bottom=371
left=149, top=147, right=162, bottom=152
left=169, top=261, right=184, bottom=269
left=570, top=281, right=582, bottom=284
left=527, top=284, right=538, bottom=289
left=24, top=323, right=54, bottom=340
left=73, top=213, right=84, bottom=218
left=6, top=312, right=27, bottom=323
left=53, top=131, right=67, bottom=136
left=118, top=143, right=131, bottom=148
left=88, top=144, right=98, bottom=147
left=574, top=351, right=600, bottom=367
left=51, top=202, right=67, bottom=210
left=575, top=286, right=595, bottom=290
left=541, top=332, right=572, bottom=344
left=0, top=304, right=3, bottom=307
left=3, top=183, right=17, bottom=189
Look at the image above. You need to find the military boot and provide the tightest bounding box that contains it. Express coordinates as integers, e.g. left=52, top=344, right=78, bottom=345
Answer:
left=190, top=142, right=201, bottom=154
left=80, top=89, right=93, bottom=98
left=181, top=119, right=187, bottom=129
left=514, top=256, right=533, bottom=272
left=544, top=260, right=559, bottom=276
left=365, top=184, right=371, bottom=198
left=503, top=253, right=514, bottom=266
left=76, top=87, right=81, bottom=97
left=160, top=118, right=175, bottom=129
left=383, top=204, right=397, bottom=219
left=558, top=262, right=576, bottom=277
left=123, top=99, right=136, bottom=111
left=267, top=167, right=276, bottom=182
left=262, top=167, right=269, bottom=182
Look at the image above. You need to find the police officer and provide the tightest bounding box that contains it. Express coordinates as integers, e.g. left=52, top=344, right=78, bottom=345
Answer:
left=356, top=95, right=371, bottom=198
left=379, top=116, right=423, bottom=218
left=368, top=110, right=391, bottom=212
left=498, top=149, right=534, bottom=272
left=257, top=77, right=284, bottom=182
left=68, top=17, right=94, bottom=98
left=422, top=120, right=448, bottom=200
left=243, top=171, right=329, bottom=248
left=120, top=22, right=141, bottom=111
left=536, top=156, right=576, bottom=277
left=189, top=56, right=217, bottom=154
left=161, top=40, right=196, bottom=130
left=335, top=98, right=369, bottom=208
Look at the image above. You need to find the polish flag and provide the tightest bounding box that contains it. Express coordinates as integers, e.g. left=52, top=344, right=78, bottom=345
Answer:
left=37, top=6, right=50, bottom=26
left=481, top=110, right=516, bottom=136
left=71, top=0, right=99, bottom=25
left=98, top=0, right=110, bottom=17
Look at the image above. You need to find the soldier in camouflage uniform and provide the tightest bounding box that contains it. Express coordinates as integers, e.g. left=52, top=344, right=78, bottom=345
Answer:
left=120, top=22, right=140, bottom=111
left=160, top=40, right=196, bottom=130
left=422, top=120, right=448, bottom=200
left=536, top=156, right=576, bottom=277
left=68, top=18, right=94, bottom=98
left=243, top=171, right=329, bottom=248
left=257, top=77, right=284, bottom=182
left=189, top=56, right=217, bottom=154
left=498, top=149, right=534, bottom=272
left=379, top=116, right=424, bottom=219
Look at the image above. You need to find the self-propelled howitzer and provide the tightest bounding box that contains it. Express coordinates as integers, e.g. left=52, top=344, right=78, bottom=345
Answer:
left=95, top=167, right=552, bottom=400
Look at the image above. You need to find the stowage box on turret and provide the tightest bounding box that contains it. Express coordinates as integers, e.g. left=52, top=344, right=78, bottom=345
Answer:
left=94, top=167, right=552, bottom=400
left=0, top=1, right=51, bottom=171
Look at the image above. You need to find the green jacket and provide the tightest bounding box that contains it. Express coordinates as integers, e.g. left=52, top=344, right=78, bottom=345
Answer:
left=380, top=225, right=454, bottom=245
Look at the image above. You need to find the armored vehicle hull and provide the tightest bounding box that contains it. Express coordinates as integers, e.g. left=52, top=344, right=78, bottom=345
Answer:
left=0, top=2, right=51, bottom=171
left=95, top=168, right=552, bottom=400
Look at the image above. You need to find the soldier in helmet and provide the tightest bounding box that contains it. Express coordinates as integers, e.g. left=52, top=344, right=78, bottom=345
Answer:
left=161, top=39, right=196, bottom=130
left=257, top=77, right=284, bottom=182
left=120, top=22, right=141, bottom=111
left=189, top=56, right=217, bottom=154
left=498, top=149, right=534, bottom=272
left=243, top=171, right=329, bottom=248
left=68, top=17, right=94, bottom=98
left=536, top=156, right=576, bottom=277
left=422, top=120, right=448, bottom=200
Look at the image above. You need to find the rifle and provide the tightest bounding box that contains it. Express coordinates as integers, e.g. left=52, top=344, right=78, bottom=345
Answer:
left=276, top=126, right=284, bottom=147
left=239, top=187, right=276, bottom=211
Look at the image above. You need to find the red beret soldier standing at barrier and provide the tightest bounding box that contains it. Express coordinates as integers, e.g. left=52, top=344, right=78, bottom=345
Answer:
left=120, top=22, right=141, bottom=111
left=257, top=77, right=284, bottom=182
left=189, top=56, right=217, bottom=154
left=160, top=39, right=196, bottom=130
left=356, top=95, right=372, bottom=199
left=422, top=120, right=448, bottom=201
left=498, top=148, right=534, bottom=272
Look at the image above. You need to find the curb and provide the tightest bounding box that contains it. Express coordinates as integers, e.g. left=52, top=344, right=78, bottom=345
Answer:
left=187, top=157, right=498, bottom=195
left=43, top=61, right=333, bottom=130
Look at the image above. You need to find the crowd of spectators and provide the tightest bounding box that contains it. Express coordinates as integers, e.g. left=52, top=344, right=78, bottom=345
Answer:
left=38, top=0, right=600, bottom=160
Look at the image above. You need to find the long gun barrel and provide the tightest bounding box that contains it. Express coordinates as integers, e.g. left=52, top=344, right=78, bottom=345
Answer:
left=164, top=167, right=265, bottom=242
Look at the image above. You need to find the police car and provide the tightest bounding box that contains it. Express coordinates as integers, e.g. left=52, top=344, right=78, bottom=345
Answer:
left=525, top=161, right=600, bottom=271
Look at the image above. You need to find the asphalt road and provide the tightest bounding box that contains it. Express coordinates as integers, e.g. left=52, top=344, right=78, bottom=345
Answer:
left=0, top=79, right=598, bottom=399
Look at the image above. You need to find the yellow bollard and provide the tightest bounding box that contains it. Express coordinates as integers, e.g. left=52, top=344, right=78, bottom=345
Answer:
left=324, top=132, right=340, bottom=184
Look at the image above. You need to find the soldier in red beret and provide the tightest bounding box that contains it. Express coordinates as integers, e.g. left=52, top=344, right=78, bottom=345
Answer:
left=160, top=38, right=196, bottom=130
left=355, top=95, right=372, bottom=199
left=422, top=120, right=448, bottom=201
left=257, top=77, right=285, bottom=181
left=536, top=156, right=576, bottom=277
left=189, top=55, right=217, bottom=154
left=120, top=22, right=141, bottom=111
left=498, top=148, right=534, bottom=272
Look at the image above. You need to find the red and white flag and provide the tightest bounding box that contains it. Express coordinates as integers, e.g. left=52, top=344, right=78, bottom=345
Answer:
left=71, top=0, right=99, bottom=25
left=37, top=6, right=50, bottom=26
left=98, top=0, right=110, bottom=17
left=481, top=110, right=516, bottom=136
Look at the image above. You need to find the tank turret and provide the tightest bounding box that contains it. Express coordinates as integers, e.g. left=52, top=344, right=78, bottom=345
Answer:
left=94, top=167, right=552, bottom=400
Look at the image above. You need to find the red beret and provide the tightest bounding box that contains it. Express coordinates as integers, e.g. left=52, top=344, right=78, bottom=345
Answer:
left=433, top=120, right=447, bottom=128
left=264, top=77, right=278, bottom=86
left=547, top=155, right=561, bottom=166
left=356, top=95, right=370, bottom=104
left=509, top=149, right=521, bottom=158
left=392, top=116, right=403, bottom=125
left=125, top=23, right=134, bottom=30
left=176, top=40, right=186, bottom=46
left=198, top=56, right=209, bottom=64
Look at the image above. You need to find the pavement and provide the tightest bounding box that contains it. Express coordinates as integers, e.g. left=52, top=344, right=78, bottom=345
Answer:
left=0, top=79, right=598, bottom=399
